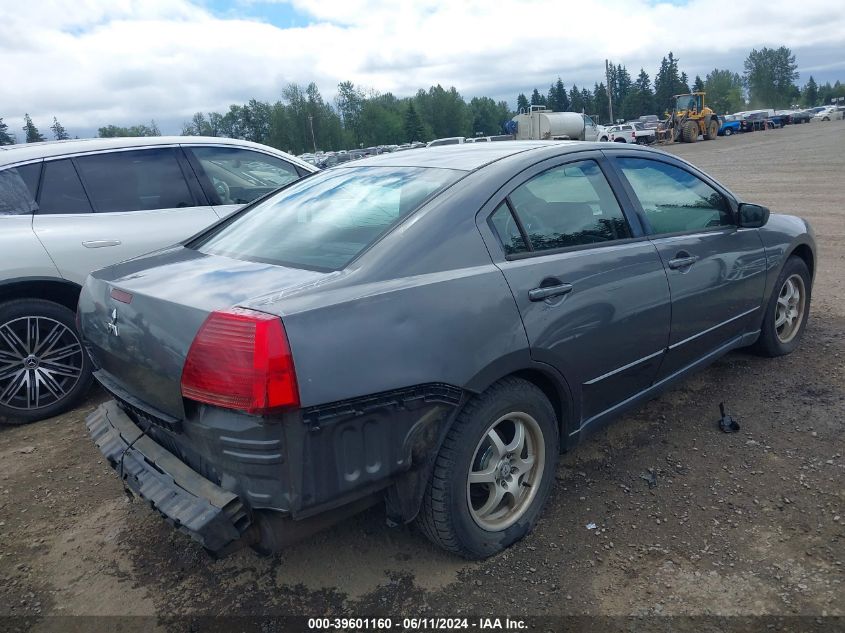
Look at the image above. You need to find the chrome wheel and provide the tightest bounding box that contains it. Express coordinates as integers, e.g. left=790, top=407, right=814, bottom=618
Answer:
left=467, top=412, right=545, bottom=531
left=0, top=316, right=84, bottom=411
left=775, top=274, right=806, bottom=344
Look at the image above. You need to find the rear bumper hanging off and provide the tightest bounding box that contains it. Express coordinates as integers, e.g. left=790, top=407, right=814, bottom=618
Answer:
left=86, top=400, right=251, bottom=554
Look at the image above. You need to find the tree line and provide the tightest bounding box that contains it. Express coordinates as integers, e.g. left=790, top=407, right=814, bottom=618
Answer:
left=1, top=46, right=843, bottom=153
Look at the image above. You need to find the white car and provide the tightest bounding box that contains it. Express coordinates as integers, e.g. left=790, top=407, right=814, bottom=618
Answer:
left=813, top=107, right=843, bottom=121
left=426, top=137, right=465, bottom=147
left=0, top=136, right=316, bottom=424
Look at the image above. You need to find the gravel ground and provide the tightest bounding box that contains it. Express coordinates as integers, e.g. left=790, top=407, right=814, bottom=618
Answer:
left=1, top=121, right=843, bottom=631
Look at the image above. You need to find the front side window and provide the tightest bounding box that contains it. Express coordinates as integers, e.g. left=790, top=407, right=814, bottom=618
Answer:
left=616, top=158, right=732, bottom=235
left=0, top=163, right=40, bottom=215
left=38, top=159, right=93, bottom=214
left=74, top=148, right=194, bottom=213
left=504, top=160, right=631, bottom=252
left=191, top=166, right=460, bottom=271
left=189, top=147, right=300, bottom=205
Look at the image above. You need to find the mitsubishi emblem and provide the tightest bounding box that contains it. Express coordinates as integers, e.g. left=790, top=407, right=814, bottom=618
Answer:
left=106, top=308, right=120, bottom=337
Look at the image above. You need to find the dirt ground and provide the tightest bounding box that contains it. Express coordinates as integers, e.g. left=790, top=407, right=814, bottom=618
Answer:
left=1, top=122, right=843, bottom=631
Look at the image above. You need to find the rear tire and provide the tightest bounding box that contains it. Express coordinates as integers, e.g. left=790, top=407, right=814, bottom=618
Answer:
left=0, top=299, right=93, bottom=425
left=724, top=128, right=733, bottom=136
left=416, top=377, right=559, bottom=559
left=753, top=257, right=812, bottom=357
left=704, top=119, right=719, bottom=140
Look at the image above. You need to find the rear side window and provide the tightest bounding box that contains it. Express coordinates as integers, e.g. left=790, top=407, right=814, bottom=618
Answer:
left=74, top=148, right=194, bottom=213
left=616, top=158, right=732, bottom=235
left=38, top=159, right=93, bottom=214
left=489, top=203, right=528, bottom=255
left=0, top=164, right=40, bottom=215
left=505, top=160, right=631, bottom=252
left=192, top=166, right=460, bottom=271
left=188, top=147, right=300, bottom=205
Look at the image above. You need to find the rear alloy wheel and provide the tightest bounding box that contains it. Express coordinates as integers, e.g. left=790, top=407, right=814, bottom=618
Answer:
left=0, top=299, right=93, bottom=425
left=417, top=377, right=558, bottom=559
left=753, top=257, right=812, bottom=357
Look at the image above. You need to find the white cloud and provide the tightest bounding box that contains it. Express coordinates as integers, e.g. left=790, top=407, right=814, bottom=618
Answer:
left=1, top=0, right=843, bottom=137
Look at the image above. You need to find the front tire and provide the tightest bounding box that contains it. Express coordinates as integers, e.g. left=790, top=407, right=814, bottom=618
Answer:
left=682, top=120, right=699, bottom=142
left=753, top=257, right=812, bottom=357
left=0, top=299, right=93, bottom=425
left=416, top=377, right=559, bottom=559
left=724, top=128, right=733, bottom=136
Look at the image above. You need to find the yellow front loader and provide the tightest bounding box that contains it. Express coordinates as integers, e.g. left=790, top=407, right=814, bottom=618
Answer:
left=660, top=92, right=720, bottom=143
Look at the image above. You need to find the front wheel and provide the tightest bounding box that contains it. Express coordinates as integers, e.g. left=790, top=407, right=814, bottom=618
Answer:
left=0, top=299, right=93, bottom=425
left=416, top=377, right=559, bottom=559
left=753, top=257, right=812, bottom=357
left=724, top=128, right=733, bottom=136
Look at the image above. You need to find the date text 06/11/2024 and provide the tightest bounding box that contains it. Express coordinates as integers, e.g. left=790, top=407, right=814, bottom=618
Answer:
left=307, top=617, right=528, bottom=630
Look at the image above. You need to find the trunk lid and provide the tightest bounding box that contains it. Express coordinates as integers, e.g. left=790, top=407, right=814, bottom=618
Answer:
left=79, top=246, right=328, bottom=419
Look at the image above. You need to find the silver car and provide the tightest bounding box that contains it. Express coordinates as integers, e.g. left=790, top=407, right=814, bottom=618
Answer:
left=0, top=136, right=316, bottom=424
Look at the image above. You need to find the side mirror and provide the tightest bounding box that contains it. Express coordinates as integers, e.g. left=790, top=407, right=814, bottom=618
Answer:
left=738, top=203, right=770, bottom=228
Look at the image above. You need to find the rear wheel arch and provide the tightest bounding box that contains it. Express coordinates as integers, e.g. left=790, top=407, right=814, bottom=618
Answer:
left=0, top=278, right=82, bottom=314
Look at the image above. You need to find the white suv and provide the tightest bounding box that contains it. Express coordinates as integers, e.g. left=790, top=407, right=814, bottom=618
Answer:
left=0, top=136, right=315, bottom=424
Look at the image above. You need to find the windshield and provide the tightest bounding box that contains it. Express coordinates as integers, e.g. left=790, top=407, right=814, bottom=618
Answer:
left=190, top=166, right=461, bottom=271
left=676, top=95, right=700, bottom=112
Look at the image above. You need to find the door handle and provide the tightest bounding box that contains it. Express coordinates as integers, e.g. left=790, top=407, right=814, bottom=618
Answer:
left=529, top=283, right=573, bottom=302
left=82, top=240, right=122, bottom=249
left=667, top=254, right=698, bottom=270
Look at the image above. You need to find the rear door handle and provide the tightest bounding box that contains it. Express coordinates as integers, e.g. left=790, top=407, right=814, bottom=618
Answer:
left=529, top=283, right=573, bottom=302
left=667, top=254, right=698, bottom=269
left=82, top=240, right=122, bottom=249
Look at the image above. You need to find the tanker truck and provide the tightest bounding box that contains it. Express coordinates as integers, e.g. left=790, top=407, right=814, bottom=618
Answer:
left=508, top=105, right=601, bottom=141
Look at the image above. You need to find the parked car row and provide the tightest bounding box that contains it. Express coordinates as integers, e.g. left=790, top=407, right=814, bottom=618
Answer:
left=718, top=106, right=843, bottom=136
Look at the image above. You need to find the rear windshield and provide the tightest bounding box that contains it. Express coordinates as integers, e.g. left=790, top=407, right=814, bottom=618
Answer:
left=190, top=166, right=461, bottom=271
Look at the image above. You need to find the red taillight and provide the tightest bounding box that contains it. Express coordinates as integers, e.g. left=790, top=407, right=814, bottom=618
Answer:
left=180, top=307, right=299, bottom=415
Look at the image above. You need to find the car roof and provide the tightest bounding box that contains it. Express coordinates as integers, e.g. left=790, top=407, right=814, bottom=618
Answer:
left=0, top=136, right=315, bottom=171
left=340, top=140, right=596, bottom=171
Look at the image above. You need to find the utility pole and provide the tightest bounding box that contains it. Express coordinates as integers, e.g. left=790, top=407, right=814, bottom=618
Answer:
left=308, top=114, right=317, bottom=153
left=605, top=59, right=614, bottom=124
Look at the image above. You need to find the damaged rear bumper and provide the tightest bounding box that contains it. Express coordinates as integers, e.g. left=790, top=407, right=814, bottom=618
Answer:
left=86, top=401, right=251, bottom=554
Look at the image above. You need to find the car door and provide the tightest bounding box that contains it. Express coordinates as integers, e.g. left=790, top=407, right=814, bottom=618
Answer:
left=477, top=153, right=671, bottom=427
left=610, top=154, right=767, bottom=380
left=183, top=145, right=305, bottom=219
left=31, top=147, right=217, bottom=285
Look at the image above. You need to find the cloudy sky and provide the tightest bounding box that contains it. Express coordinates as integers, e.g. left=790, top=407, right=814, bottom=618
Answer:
left=2, top=0, right=844, bottom=139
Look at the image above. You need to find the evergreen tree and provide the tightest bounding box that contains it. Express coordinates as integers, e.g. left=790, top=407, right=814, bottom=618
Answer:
left=568, top=85, right=584, bottom=112
left=50, top=117, right=69, bottom=140
left=546, top=77, right=569, bottom=112
left=0, top=118, right=14, bottom=145
left=679, top=71, right=691, bottom=94
left=22, top=114, right=45, bottom=143
left=621, top=69, right=655, bottom=119
left=516, top=93, right=530, bottom=112
left=693, top=75, right=705, bottom=92
left=580, top=88, right=594, bottom=115
left=802, top=76, right=818, bottom=107
left=530, top=88, right=546, bottom=107
left=403, top=102, right=424, bottom=142
left=592, top=82, right=609, bottom=123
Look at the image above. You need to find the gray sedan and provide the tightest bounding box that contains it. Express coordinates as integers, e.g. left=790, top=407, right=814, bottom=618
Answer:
left=79, top=141, right=815, bottom=559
